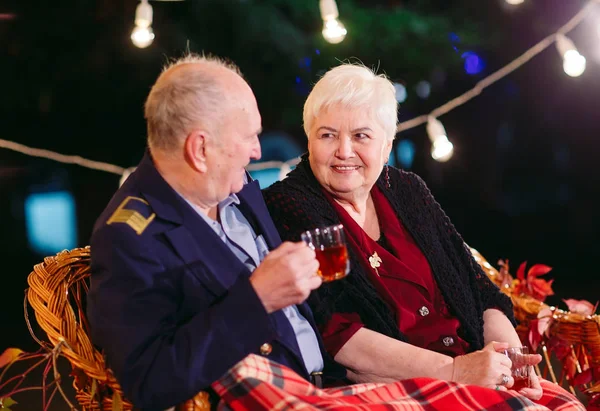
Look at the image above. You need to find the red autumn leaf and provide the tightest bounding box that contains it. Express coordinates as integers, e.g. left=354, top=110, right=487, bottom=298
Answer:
left=528, top=319, right=542, bottom=352
left=537, top=307, right=554, bottom=336
left=564, top=355, right=579, bottom=380
left=572, top=368, right=592, bottom=386
left=563, top=299, right=597, bottom=316
left=0, top=348, right=24, bottom=369
left=513, top=281, right=526, bottom=296
left=528, top=278, right=554, bottom=301
left=516, top=261, right=527, bottom=281
left=527, top=264, right=552, bottom=278
left=546, top=336, right=570, bottom=360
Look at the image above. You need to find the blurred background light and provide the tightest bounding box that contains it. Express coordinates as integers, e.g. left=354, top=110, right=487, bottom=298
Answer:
left=462, top=51, right=486, bottom=75
left=393, top=82, right=407, bottom=103
left=25, top=191, right=77, bottom=255
left=415, top=80, right=431, bottom=99
left=395, top=139, right=416, bottom=169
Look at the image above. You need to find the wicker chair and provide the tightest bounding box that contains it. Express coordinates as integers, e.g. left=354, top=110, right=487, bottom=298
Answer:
left=26, top=246, right=210, bottom=411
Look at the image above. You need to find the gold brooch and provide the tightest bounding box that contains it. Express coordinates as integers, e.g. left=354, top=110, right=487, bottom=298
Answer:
left=369, top=251, right=382, bottom=276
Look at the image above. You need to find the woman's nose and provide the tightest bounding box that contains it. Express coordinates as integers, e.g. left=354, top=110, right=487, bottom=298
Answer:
left=335, top=136, right=354, bottom=159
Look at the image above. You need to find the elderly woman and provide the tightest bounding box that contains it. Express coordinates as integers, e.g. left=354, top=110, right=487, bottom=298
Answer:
left=263, top=64, right=582, bottom=408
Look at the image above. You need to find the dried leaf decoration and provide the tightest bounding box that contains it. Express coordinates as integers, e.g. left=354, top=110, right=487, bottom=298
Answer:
left=0, top=348, right=23, bottom=369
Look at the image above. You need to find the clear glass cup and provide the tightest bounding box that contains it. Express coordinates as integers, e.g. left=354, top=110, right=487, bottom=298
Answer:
left=301, top=224, right=350, bottom=282
left=504, top=346, right=531, bottom=390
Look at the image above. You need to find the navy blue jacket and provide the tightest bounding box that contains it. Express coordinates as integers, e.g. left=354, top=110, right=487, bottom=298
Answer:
left=87, top=152, right=344, bottom=410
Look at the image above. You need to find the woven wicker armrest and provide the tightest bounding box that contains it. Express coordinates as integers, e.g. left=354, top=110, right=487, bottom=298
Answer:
left=26, top=247, right=210, bottom=411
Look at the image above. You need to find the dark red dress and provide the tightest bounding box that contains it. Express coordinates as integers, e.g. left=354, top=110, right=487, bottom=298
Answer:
left=320, top=185, right=469, bottom=358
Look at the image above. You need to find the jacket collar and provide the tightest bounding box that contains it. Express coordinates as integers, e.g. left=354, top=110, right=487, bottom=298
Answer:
left=134, top=150, right=184, bottom=226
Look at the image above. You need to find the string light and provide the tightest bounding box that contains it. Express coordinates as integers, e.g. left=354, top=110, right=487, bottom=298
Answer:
left=131, top=0, right=155, bottom=48
left=0, top=1, right=598, bottom=169
left=556, top=34, right=586, bottom=77
left=396, top=0, right=597, bottom=138
left=427, top=117, right=454, bottom=162
left=319, top=0, right=347, bottom=44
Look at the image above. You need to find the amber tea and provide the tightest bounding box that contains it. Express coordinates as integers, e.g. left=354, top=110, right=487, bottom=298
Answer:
left=315, top=244, right=349, bottom=282
left=504, top=346, right=531, bottom=390
left=301, top=224, right=350, bottom=282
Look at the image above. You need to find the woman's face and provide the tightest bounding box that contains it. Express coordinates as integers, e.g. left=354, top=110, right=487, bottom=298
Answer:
left=307, top=104, right=393, bottom=201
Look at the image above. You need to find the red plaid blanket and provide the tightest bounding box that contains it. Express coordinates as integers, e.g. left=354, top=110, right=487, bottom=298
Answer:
left=212, top=354, right=584, bottom=411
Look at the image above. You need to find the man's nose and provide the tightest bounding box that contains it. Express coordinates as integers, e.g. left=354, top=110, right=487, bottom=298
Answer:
left=252, top=138, right=262, bottom=160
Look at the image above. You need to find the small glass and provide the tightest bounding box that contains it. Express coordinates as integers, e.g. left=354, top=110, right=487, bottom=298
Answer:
left=504, top=346, right=531, bottom=390
left=301, top=224, right=350, bottom=282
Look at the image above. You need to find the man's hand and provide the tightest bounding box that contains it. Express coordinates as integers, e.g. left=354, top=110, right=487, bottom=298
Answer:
left=250, top=241, right=322, bottom=313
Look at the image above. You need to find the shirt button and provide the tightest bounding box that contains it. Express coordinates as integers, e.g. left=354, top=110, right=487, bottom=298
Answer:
left=260, top=343, right=272, bottom=356
left=442, top=337, right=455, bottom=347
left=418, top=306, right=430, bottom=317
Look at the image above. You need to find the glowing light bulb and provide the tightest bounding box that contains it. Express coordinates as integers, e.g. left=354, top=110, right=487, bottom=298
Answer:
left=426, top=117, right=454, bottom=162
left=562, top=50, right=586, bottom=77
left=131, top=25, right=155, bottom=48
left=320, top=0, right=347, bottom=44
left=556, top=34, right=586, bottom=77
left=431, top=137, right=454, bottom=162
left=505, top=0, right=524, bottom=4
left=322, top=18, right=347, bottom=44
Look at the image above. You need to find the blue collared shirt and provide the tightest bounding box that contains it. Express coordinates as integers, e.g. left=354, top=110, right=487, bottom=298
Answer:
left=181, top=190, right=324, bottom=374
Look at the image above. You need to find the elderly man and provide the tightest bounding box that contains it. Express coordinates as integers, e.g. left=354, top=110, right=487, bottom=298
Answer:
left=87, top=55, right=345, bottom=410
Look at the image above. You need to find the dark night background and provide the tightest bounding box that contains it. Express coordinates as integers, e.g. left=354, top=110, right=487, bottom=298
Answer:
left=1, top=0, right=598, bottom=408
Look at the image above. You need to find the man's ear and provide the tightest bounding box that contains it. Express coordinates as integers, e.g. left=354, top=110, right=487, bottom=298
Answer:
left=184, top=130, right=209, bottom=173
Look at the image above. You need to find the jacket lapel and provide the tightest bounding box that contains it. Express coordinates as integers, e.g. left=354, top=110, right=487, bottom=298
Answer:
left=236, top=179, right=282, bottom=249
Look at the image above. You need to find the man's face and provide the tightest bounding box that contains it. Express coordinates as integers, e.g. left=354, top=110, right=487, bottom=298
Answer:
left=207, top=88, right=262, bottom=199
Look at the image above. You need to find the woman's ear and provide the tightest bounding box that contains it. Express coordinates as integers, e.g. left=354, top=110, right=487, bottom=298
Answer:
left=384, top=138, right=394, bottom=163
left=184, top=130, right=209, bottom=173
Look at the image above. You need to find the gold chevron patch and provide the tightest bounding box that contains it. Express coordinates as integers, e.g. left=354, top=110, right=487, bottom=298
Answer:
left=107, top=196, right=156, bottom=235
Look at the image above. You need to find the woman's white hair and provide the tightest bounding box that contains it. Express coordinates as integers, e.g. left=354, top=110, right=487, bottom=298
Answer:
left=303, top=64, right=398, bottom=141
left=144, top=54, right=242, bottom=152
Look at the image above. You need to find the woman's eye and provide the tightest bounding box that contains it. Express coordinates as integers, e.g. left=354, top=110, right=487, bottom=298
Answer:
left=355, top=133, right=368, bottom=139
left=320, top=133, right=334, bottom=139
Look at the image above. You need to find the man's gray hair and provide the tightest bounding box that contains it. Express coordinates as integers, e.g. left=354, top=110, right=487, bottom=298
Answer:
left=303, top=64, right=398, bottom=141
left=144, top=54, right=242, bottom=152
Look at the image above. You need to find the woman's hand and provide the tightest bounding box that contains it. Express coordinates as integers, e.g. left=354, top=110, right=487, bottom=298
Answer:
left=452, top=341, right=515, bottom=390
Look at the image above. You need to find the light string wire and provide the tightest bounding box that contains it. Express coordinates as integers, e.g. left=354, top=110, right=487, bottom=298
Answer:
left=0, top=0, right=597, bottom=175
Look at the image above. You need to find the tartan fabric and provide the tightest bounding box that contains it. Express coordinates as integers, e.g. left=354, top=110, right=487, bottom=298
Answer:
left=212, top=354, right=585, bottom=411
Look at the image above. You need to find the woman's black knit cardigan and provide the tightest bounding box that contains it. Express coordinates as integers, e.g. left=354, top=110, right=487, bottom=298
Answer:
left=262, top=154, right=515, bottom=352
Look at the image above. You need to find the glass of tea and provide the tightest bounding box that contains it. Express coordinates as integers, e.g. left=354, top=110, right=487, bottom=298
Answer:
left=504, top=346, right=531, bottom=390
left=301, top=224, right=350, bottom=282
